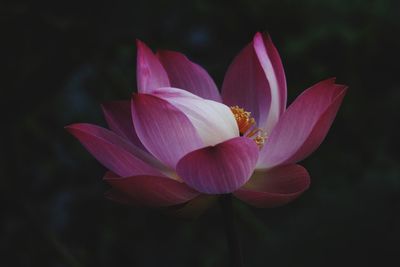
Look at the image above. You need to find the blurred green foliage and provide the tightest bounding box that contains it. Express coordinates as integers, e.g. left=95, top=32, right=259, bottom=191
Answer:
left=3, top=0, right=400, bottom=266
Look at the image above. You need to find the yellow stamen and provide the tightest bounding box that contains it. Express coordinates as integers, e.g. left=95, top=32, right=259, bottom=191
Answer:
left=254, top=133, right=267, bottom=148
left=230, top=106, right=267, bottom=149
left=230, top=106, right=256, bottom=135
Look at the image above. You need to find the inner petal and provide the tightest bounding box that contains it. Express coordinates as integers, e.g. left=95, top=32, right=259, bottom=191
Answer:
left=152, top=87, right=239, bottom=146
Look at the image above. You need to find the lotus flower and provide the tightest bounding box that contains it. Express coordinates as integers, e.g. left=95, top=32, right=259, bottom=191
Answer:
left=66, top=32, right=347, bottom=209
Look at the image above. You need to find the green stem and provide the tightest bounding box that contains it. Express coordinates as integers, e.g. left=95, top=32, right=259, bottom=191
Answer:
left=219, top=194, right=244, bottom=267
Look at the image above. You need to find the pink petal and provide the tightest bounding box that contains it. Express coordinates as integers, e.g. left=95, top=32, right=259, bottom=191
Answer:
left=101, top=100, right=146, bottom=150
left=152, top=87, right=239, bottom=146
left=131, top=93, right=204, bottom=169
left=65, top=123, right=166, bottom=177
left=221, top=32, right=287, bottom=133
left=253, top=32, right=287, bottom=131
left=176, top=137, right=259, bottom=194
left=234, top=164, right=310, bottom=208
left=136, top=40, right=170, bottom=93
left=258, top=78, right=347, bottom=168
left=221, top=41, right=270, bottom=131
left=157, top=50, right=221, bottom=102
left=104, top=172, right=199, bottom=207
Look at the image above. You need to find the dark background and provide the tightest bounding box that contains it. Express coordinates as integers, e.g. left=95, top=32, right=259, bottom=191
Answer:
left=3, top=0, right=400, bottom=266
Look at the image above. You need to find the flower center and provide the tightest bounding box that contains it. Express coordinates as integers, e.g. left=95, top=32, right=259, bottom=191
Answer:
left=230, top=106, right=267, bottom=149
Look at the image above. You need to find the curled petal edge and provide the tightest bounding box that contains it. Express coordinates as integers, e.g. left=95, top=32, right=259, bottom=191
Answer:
left=234, top=164, right=310, bottom=208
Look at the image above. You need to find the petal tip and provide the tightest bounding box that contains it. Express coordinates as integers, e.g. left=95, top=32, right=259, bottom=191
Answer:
left=253, top=31, right=263, bottom=40
left=64, top=123, right=85, bottom=133
left=136, top=38, right=146, bottom=47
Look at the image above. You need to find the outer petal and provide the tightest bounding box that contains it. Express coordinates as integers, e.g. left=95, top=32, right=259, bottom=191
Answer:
left=234, top=164, right=310, bottom=208
left=102, top=100, right=146, bottom=150
left=253, top=32, right=287, bottom=131
left=104, top=172, right=199, bottom=207
left=152, top=87, right=239, bottom=146
left=221, top=32, right=287, bottom=133
left=258, top=78, right=347, bottom=168
left=65, top=123, right=166, bottom=177
left=157, top=50, right=221, bottom=102
left=176, top=137, right=259, bottom=194
left=222, top=41, right=270, bottom=131
left=131, top=93, right=204, bottom=169
left=136, top=40, right=170, bottom=93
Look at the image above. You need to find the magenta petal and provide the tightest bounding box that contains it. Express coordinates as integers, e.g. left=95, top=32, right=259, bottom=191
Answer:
left=102, top=100, right=146, bottom=150
left=176, top=137, right=259, bottom=194
left=234, top=164, right=310, bottom=208
left=65, top=123, right=166, bottom=177
left=258, top=78, right=347, bottom=168
left=136, top=40, right=170, bottom=93
left=221, top=33, right=287, bottom=132
left=131, top=93, right=203, bottom=169
left=252, top=33, right=287, bottom=130
left=221, top=41, right=270, bottom=131
left=157, top=50, right=221, bottom=102
left=104, top=172, right=200, bottom=207
left=261, top=34, right=287, bottom=110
